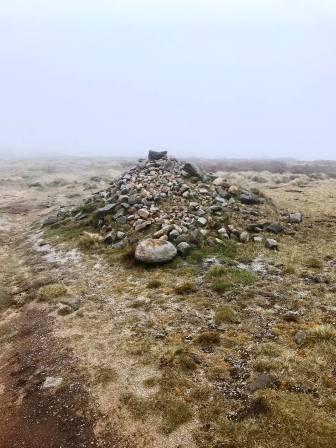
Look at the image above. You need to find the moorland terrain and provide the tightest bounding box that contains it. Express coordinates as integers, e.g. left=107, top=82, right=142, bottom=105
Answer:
left=0, top=155, right=336, bottom=448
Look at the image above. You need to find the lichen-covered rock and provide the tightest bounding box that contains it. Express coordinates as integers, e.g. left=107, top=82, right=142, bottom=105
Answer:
left=135, top=239, right=177, bottom=264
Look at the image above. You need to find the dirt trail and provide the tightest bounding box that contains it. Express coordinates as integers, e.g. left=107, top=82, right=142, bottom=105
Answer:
left=0, top=306, right=101, bottom=448
left=0, top=204, right=117, bottom=448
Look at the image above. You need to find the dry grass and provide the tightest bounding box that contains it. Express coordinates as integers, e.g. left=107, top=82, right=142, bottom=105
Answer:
left=26, top=163, right=336, bottom=446
left=196, top=331, right=221, bottom=346
left=215, top=305, right=240, bottom=324
left=146, top=279, right=162, bottom=289
left=38, top=283, right=68, bottom=301
left=78, top=231, right=103, bottom=250
left=305, top=257, right=323, bottom=269
left=174, top=281, right=196, bottom=295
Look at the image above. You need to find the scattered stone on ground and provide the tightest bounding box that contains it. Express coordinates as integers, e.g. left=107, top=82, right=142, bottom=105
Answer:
left=288, top=212, right=303, bottom=223
left=57, top=303, right=74, bottom=316
left=265, top=238, right=278, bottom=250
left=293, top=330, right=307, bottom=346
left=41, top=376, right=63, bottom=389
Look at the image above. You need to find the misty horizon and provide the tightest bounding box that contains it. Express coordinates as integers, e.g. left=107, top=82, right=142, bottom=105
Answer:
left=1, top=1, right=336, bottom=160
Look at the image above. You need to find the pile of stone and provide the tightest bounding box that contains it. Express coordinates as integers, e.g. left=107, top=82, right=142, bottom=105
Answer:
left=52, top=151, right=302, bottom=264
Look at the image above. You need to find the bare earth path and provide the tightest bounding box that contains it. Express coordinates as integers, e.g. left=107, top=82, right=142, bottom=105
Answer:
left=0, top=204, right=112, bottom=447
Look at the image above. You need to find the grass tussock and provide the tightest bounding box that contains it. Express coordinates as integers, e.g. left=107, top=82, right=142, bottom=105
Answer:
left=78, top=231, right=102, bottom=250
left=158, top=397, right=193, bottom=434
left=186, top=242, right=237, bottom=264
left=283, top=264, right=296, bottom=275
left=146, top=279, right=162, bottom=289
left=196, top=390, right=336, bottom=448
left=121, top=392, right=193, bottom=433
left=38, top=283, right=68, bottom=301
left=305, top=257, right=323, bottom=269
left=120, top=245, right=136, bottom=267
left=215, top=305, right=240, bottom=324
left=44, top=223, right=91, bottom=242
left=196, top=331, right=221, bottom=346
left=93, top=367, right=118, bottom=385
left=307, top=324, right=336, bottom=342
left=174, top=281, right=196, bottom=295
left=206, top=266, right=256, bottom=292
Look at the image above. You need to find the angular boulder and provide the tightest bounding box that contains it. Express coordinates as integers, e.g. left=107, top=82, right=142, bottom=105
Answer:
left=266, top=223, right=283, bottom=234
left=148, top=150, right=168, bottom=161
left=240, top=192, right=261, bottom=205
left=183, top=162, right=203, bottom=178
left=135, top=239, right=177, bottom=264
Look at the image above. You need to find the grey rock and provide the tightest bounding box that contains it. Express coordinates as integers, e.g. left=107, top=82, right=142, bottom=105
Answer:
left=240, top=192, right=260, bottom=205
left=293, top=330, right=306, bottom=346
left=115, top=216, right=127, bottom=225
left=265, top=238, right=278, bottom=250
left=148, top=150, right=168, bottom=161
left=135, top=239, right=177, bottom=264
left=288, top=212, right=302, bottom=223
left=134, top=220, right=151, bottom=231
left=197, top=217, right=207, bottom=226
left=228, top=185, right=239, bottom=195
left=267, top=223, right=283, bottom=234
left=177, top=241, right=191, bottom=256
left=41, top=376, right=63, bottom=389
left=60, top=297, right=81, bottom=311
left=57, top=304, right=73, bottom=316
left=207, top=205, right=222, bottom=214
left=97, top=203, right=117, bottom=216
left=168, top=229, right=179, bottom=240
left=240, top=231, right=250, bottom=243
left=154, top=225, right=174, bottom=238
left=128, top=195, right=139, bottom=205
left=183, top=162, right=203, bottom=178
left=138, top=208, right=150, bottom=219
left=112, top=240, right=126, bottom=249
left=103, top=231, right=117, bottom=244
left=253, top=236, right=263, bottom=243
left=218, top=227, right=229, bottom=239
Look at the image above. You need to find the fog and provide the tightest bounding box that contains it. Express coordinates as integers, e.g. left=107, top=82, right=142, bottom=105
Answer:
left=1, top=1, right=336, bottom=160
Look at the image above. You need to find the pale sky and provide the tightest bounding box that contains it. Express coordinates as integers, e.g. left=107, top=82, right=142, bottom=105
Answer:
left=0, top=1, right=335, bottom=159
